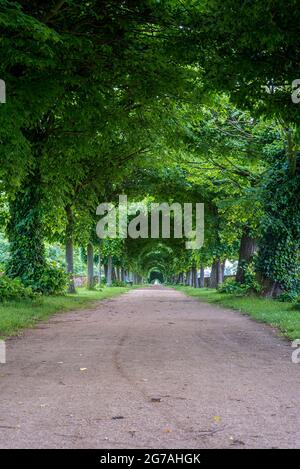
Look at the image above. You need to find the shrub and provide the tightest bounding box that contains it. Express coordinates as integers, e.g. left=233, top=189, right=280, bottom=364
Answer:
left=33, top=262, right=68, bottom=295
left=243, top=262, right=262, bottom=294
left=0, top=275, right=37, bottom=301
left=219, top=263, right=261, bottom=295
left=111, top=280, right=127, bottom=287
left=277, top=291, right=299, bottom=303
left=218, top=279, right=248, bottom=295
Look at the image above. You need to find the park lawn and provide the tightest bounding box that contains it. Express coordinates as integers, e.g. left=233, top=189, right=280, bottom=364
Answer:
left=176, top=286, right=300, bottom=341
left=0, top=286, right=130, bottom=339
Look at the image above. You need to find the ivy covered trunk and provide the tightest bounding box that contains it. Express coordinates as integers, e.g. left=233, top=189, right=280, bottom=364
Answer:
left=6, top=171, right=47, bottom=287
left=257, top=232, right=299, bottom=297
left=65, top=204, right=76, bottom=294
left=256, top=157, right=300, bottom=297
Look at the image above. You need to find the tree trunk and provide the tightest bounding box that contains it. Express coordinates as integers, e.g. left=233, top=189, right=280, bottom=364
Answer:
left=221, top=262, right=225, bottom=282
left=260, top=277, right=283, bottom=298
left=107, top=256, right=113, bottom=286
left=98, top=247, right=102, bottom=285
left=185, top=272, right=189, bottom=285
left=121, top=267, right=125, bottom=282
left=87, top=242, right=94, bottom=289
left=217, top=259, right=224, bottom=286
left=192, top=266, right=197, bottom=287
left=210, top=261, right=218, bottom=288
left=65, top=204, right=76, bottom=294
left=210, top=258, right=224, bottom=288
left=199, top=265, right=205, bottom=288
left=188, top=268, right=192, bottom=286
left=236, top=228, right=257, bottom=283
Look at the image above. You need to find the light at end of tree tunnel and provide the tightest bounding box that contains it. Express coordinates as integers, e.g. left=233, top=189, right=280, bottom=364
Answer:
left=149, top=270, right=164, bottom=284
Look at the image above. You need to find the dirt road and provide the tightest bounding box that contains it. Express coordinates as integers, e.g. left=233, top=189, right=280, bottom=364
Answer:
left=0, top=286, right=299, bottom=448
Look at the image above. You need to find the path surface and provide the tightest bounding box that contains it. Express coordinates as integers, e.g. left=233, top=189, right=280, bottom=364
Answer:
left=0, top=286, right=300, bottom=449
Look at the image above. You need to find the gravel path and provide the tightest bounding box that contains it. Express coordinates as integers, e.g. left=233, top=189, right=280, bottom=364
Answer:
left=0, top=286, right=299, bottom=448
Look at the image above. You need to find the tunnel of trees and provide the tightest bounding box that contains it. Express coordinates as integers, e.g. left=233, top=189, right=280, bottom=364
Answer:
left=149, top=271, right=164, bottom=285
left=0, top=0, right=300, bottom=304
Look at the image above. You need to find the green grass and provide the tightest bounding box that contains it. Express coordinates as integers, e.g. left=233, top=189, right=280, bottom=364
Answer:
left=175, top=286, right=300, bottom=340
left=0, top=286, right=130, bottom=339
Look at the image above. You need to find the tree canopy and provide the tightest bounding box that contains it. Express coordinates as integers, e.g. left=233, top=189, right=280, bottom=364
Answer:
left=0, top=0, right=299, bottom=299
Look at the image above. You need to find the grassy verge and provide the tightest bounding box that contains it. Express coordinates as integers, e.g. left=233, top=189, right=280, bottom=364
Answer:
left=0, top=286, right=130, bottom=339
left=175, top=286, right=300, bottom=340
